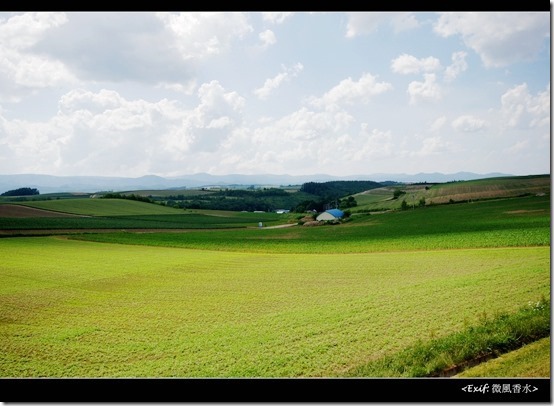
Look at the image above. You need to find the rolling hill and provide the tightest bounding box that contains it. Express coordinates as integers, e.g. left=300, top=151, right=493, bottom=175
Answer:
left=0, top=171, right=513, bottom=194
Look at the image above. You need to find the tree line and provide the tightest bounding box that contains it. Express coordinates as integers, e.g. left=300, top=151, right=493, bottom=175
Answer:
left=1, top=187, right=40, bottom=196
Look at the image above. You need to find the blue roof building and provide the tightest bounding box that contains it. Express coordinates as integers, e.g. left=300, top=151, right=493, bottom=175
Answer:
left=316, top=208, right=344, bottom=221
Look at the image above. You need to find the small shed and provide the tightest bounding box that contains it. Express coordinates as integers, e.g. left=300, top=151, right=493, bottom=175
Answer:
left=316, top=209, right=344, bottom=221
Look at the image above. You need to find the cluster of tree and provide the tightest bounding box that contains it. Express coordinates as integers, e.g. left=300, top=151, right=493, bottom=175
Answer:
left=401, top=197, right=426, bottom=210
left=293, top=199, right=326, bottom=213
left=177, top=196, right=274, bottom=212
left=393, top=189, right=406, bottom=199
left=300, top=180, right=382, bottom=199
left=209, top=188, right=290, bottom=198
left=339, top=196, right=357, bottom=209
left=1, top=187, right=40, bottom=196
left=100, top=193, right=154, bottom=204
left=292, top=195, right=358, bottom=213
left=96, top=181, right=373, bottom=213
left=156, top=187, right=309, bottom=212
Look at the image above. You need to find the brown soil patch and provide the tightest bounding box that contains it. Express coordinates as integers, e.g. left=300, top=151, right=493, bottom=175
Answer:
left=0, top=205, right=82, bottom=218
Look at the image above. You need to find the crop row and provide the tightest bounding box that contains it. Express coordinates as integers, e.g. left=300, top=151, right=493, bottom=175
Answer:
left=0, top=237, right=549, bottom=377
left=70, top=195, right=550, bottom=253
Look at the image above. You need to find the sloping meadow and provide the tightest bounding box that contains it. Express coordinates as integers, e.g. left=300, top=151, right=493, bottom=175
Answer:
left=0, top=194, right=550, bottom=377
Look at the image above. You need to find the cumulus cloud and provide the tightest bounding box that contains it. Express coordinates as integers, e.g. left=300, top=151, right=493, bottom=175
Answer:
left=261, top=12, right=294, bottom=24
left=310, top=72, right=392, bottom=109
left=451, top=115, right=487, bottom=132
left=433, top=12, right=549, bottom=68
left=391, top=54, right=442, bottom=75
left=500, top=83, right=550, bottom=128
left=177, top=80, right=245, bottom=153
left=504, top=140, right=529, bottom=154
left=24, top=12, right=253, bottom=85
left=0, top=12, right=77, bottom=100
left=213, top=105, right=359, bottom=175
left=258, top=29, right=277, bottom=49
left=407, top=74, right=441, bottom=104
left=352, top=126, right=394, bottom=161
left=390, top=13, right=420, bottom=33
left=345, top=12, right=420, bottom=37
left=157, top=12, right=253, bottom=60
left=253, top=63, right=303, bottom=100
left=158, top=80, right=197, bottom=96
left=0, top=80, right=247, bottom=176
left=430, top=116, right=447, bottom=132
left=444, top=51, right=468, bottom=82
left=0, top=12, right=68, bottom=49
left=417, top=136, right=449, bottom=156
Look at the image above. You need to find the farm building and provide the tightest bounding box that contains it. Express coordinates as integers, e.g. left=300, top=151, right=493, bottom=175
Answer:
left=316, top=209, right=344, bottom=221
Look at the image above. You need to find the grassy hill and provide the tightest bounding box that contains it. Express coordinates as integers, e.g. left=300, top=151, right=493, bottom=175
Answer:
left=15, top=198, right=183, bottom=216
left=0, top=174, right=549, bottom=380
left=351, top=174, right=550, bottom=212
left=0, top=192, right=549, bottom=379
left=0, top=174, right=549, bottom=232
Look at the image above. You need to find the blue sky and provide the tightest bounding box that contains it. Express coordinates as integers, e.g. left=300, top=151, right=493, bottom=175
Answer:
left=0, top=11, right=550, bottom=178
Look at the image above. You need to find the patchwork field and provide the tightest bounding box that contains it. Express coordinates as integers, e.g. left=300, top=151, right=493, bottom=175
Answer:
left=352, top=174, right=550, bottom=212
left=0, top=185, right=550, bottom=378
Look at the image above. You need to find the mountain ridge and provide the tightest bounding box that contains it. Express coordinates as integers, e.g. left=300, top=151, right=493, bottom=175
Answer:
left=0, top=172, right=519, bottom=194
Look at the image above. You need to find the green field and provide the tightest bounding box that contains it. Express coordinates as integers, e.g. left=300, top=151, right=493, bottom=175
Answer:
left=69, top=195, right=550, bottom=253
left=352, top=174, right=550, bottom=212
left=16, top=198, right=192, bottom=216
left=0, top=238, right=549, bottom=377
left=0, top=188, right=550, bottom=377
left=0, top=200, right=291, bottom=230
left=455, top=336, right=551, bottom=378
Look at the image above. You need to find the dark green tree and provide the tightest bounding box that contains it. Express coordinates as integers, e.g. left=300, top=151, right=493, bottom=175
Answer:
left=1, top=187, right=39, bottom=196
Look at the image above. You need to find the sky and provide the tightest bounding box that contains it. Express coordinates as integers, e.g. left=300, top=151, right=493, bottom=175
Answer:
left=0, top=11, right=550, bottom=178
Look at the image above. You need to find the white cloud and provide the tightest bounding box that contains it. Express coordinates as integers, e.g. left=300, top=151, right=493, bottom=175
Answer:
left=391, top=13, right=421, bottom=33
left=158, top=80, right=197, bottom=96
left=352, top=126, right=394, bottom=161
left=213, top=106, right=357, bottom=175
left=433, top=12, right=549, bottom=68
left=0, top=12, right=77, bottom=99
left=0, top=12, right=67, bottom=49
left=407, top=74, right=441, bottom=104
left=0, top=12, right=548, bottom=178
left=261, top=12, right=294, bottom=24
left=504, top=140, right=529, bottom=154
left=345, top=13, right=384, bottom=37
left=175, top=80, right=245, bottom=153
left=345, top=12, right=420, bottom=37
left=451, top=115, right=487, bottom=132
left=417, top=136, right=448, bottom=156
left=391, top=54, right=442, bottom=75
left=271, top=107, right=354, bottom=142
left=500, top=83, right=550, bottom=128
left=0, top=81, right=248, bottom=176
left=157, top=12, right=253, bottom=60
left=258, top=29, right=277, bottom=49
left=444, top=51, right=468, bottom=82
left=310, top=72, right=392, bottom=109
left=253, top=63, right=303, bottom=100
left=21, top=12, right=215, bottom=84
left=430, top=116, right=447, bottom=132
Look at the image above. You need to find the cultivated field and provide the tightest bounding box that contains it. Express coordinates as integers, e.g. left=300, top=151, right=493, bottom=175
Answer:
left=0, top=178, right=550, bottom=378
left=352, top=174, right=550, bottom=212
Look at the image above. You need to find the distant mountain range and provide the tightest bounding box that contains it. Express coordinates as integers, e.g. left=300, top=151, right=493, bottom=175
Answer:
left=0, top=172, right=516, bottom=194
